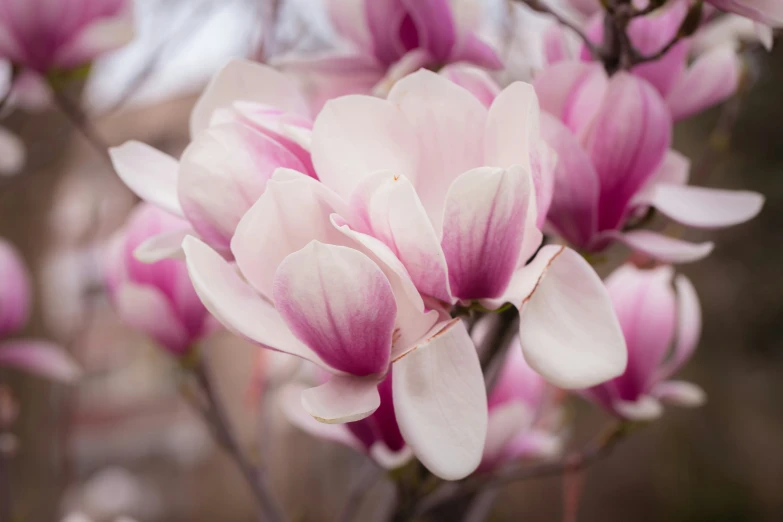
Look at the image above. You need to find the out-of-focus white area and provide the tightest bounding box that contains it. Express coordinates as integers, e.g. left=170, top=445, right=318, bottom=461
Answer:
left=85, top=0, right=334, bottom=113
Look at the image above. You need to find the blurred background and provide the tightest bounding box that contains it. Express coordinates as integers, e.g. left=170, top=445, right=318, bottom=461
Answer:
left=0, top=0, right=781, bottom=521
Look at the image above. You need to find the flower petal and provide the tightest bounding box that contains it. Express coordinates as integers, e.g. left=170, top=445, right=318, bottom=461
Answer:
left=644, top=184, right=764, bottom=229
left=113, top=283, right=190, bottom=355
left=606, top=230, right=714, bottom=264
left=301, top=375, right=381, bottom=424
left=388, top=70, right=487, bottom=230
left=0, top=340, right=81, bottom=382
left=440, top=64, right=500, bottom=108
left=485, top=81, right=539, bottom=173
left=518, top=246, right=628, bottom=389
left=279, top=384, right=363, bottom=449
left=651, top=380, right=706, bottom=407
left=311, top=95, right=418, bottom=199
left=190, top=59, right=310, bottom=136
left=109, top=141, right=183, bottom=217
left=482, top=401, right=530, bottom=466
left=393, top=319, right=487, bottom=480
left=657, top=274, right=702, bottom=380
left=442, top=165, right=534, bottom=300
left=666, top=45, right=740, bottom=120
left=182, top=235, right=327, bottom=368
left=231, top=169, right=350, bottom=299
left=273, top=241, right=396, bottom=376
left=133, top=228, right=191, bottom=263
left=352, top=171, right=451, bottom=302
left=533, top=61, right=608, bottom=135
left=613, top=395, right=663, bottom=421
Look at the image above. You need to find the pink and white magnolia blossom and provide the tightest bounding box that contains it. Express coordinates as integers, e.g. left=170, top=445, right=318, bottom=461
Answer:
left=0, top=239, right=79, bottom=382
left=534, top=61, right=764, bottom=263
left=105, top=204, right=214, bottom=356
left=281, top=371, right=414, bottom=470
left=482, top=339, right=563, bottom=471
left=277, top=0, right=502, bottom=110
left=540, top=1, right=743, bottom=121
left=110, top=59, right=316, bottom=261
left=587, top=264, right=705, bottom=421
left=707, top=0, right=782, bottom=48
left=0, top=0, right=133, bottom=73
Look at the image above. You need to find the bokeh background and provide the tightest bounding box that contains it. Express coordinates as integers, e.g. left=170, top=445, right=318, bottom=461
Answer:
left=1, top=1, right=781, bottom=521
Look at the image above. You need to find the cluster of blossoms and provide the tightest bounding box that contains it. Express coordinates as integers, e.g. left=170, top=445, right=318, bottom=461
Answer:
left=101, top=0, right=766, bottom=490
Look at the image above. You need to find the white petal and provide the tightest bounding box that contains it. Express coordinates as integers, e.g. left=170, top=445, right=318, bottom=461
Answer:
left=646, top=184, right=764, bottom=229
left=109, top=141, right=183, bottom=217
left=181, top=235, right=328, bottom=368
left=518, top=246, right=628, bottom=389
left=484, top=81, right=540, bottom=173
left=393, top=319, right=487, bottom=480
left=370, top=443, right=415, bottom=470
left=651, top=380, right=706, bottom=407
left=483, top=401, right=531, bottom=465
left=607, top=230, right=714, bottom=264
left=301, top=375, right=381, bottom=424
left=133, top=228, right=191, bottom=263
left=613, top=395, right=663, bottom=421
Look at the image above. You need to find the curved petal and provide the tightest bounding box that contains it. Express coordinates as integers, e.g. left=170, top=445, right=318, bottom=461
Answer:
left=393, top=319, right=487, bottom=480
left=109, top=141, right=183, bottom=217
left=651, top=380, right=706, bottom=407
left=666, top=45, right=740, bottom=120
left=401, top=0, right=457, bottom=62
left=370, top=442, right=415, bottom=470
left=133, top=228, right=191, bottom=263
left=330, top=216, right=439, bottom=360
left=440, top=64, right=500, bottom=108
left=533, top=61, right=608, bottom=135
left=302, top=375, right=382, bottom=424
left=518, top=246, right=628, bottom=389
left=182, top=235, right=328, bottom=368
left=231, top=169, right=350, bottom=299
left=633, top=149, right=691, bottom=205
left=178, top=122, right=307, bottom=252
left=311, top=95, right=418, bottom=199
left=583, top=73, right=672, bottom=231
left=645, top=184, right=764, bottom=229
left=352, top=171, right=451, bottom=303
left=278, top=384, right=363, bottom=449
left=114, top=283, right=190, bottom=355
left=482, top=401, right=531, bottom=466
left=0, top=340, right=81, bottom=382
left=484, top=81, right=540, bottom=173
left=51, top=3, right=134, bottom=69
left=541, top=114, right=599, bottom=249
left=606, top=230, right=715, bottom=264
left=657, top=274, right=702, bottom=379
left=613, top=395, right=663, bottom=421
left=442, top=166, right=534, bottom=300
left=325, top=0, right=372, bottom=49
left=273, top=241, right=396, bottom=376
left=190, top=59, right=310, bottom=136
left=388, top=70, right=487, bottom=230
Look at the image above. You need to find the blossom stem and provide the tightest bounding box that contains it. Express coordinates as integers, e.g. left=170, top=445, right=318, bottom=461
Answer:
left=189, top=357, right=287, bottom=522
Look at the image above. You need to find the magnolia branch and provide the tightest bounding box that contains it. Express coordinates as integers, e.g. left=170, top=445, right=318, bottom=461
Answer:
left=187, top=358, right=287, bottom=522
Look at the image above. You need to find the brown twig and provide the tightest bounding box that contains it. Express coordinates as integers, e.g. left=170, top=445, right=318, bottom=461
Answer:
left=188, top=357, right=287, bottom=522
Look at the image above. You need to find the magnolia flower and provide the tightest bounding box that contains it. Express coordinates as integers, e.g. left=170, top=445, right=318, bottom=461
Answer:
left=105, top=204, right=214, bottom=356
left=534, top=61, right=764, bottom=263
left=110, top=60, right=316, bottom=261
left=0, top=0, right=133, bottom=73
left=277, top=0, right=502, bottom=110
left=542, top=1, right=743, bottom=121
left=0, top=239, right=79, bottom=382
left=587, top=264, right=706, bottom=421
left=707, top=0, right=782, bottom=48
left=482, top=338, right=563, bottom=471
left=280, top=371, right=413, bottom=470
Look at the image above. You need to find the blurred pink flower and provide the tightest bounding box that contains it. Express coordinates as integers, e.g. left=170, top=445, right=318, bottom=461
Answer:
left=586, top=264, right=706, bottom=421
left=0, top=0, right=133, bottom=73
left=482, top=339, right=563, bottom=471
left=277, top=0, right=502, bottom=110
left=110, top=60, right=316, bottom=261
left=281, top=371, right=413, bottom=470
left=708, top=0, right=782, bottom=46
left=551, top=1, right=744, bottom=121
left=0, top=239, right=79, bottom=382
left=535, top=61, right=764, bottom=263
left=105, top=204, right=213, bottom=356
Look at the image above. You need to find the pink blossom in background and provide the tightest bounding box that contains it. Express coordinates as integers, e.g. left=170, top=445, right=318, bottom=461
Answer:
left=482, top=339, right=563, bottom=471
left=276, top=0, right=503, bottom=110
left=707, top=0, right=783, bottom=47
left=0, top=0, right=133, bottom=73
left=281, top=370, right=413, bottom=470
left=534, top=61, right=764, bottom=263
left=544, top=1, right=743, bottom=121
left=105, top=204, right=213, bottom=357
left=0, top=239, right=79, bottom=382
left=587, top=264, right=706, bottom=421
left=110, top=60, right=316, bottom=261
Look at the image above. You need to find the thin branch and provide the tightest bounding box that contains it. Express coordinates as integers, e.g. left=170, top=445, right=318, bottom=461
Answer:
left=188, top=358, right=287, bottom=522
left=516, top=0, right=605, bottom=60
left=630, top=34, right=684, bottom=65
